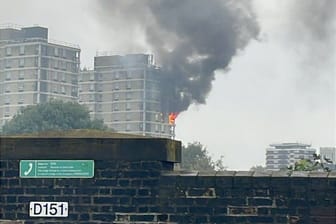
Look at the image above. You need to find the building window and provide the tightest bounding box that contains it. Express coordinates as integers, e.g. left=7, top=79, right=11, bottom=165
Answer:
left=4, top=96, right=10, bottom=104
left=19, top=72, right=24, bottom=80
left=62, top=49, right=67, bottom=58
left=113, top=93, right=119, bottom=100
left=5, top=85, right=10, bottom=93
left=61, top=61, right=66, bottom=70
left=126, top=72, right=132, bottom=79
left=114, top=84, right=119, bottom=90
left=61, top=74, right=66, bottom=82
left=6, top=47, right=11, bottom=56
left=89, top=84, right=95, bottom=91
left=5, top=72, right=11, bottom=80
left=18, top=95, right=24, bottom=104
left=126, top=124, right=131, bottom=131
left=19, top=46, right=25, bottom=55
left=126, top=82, right=131, bottom=89
left=5, top=59, right=11, bottom=68
left=19, top=58, right=25, bottom=67
left=54, top=48, right=59, bottom=56
left=4, top=107, right=10, bottom=116
left=113, top=103, right=119, bottom=111
left=113, top=114, right=119, bottom=121
left=126, top=103, right=131, bottom=110
left=53, top=72, right=58, bottom=81
left=98, top=73, right=103, bottom=81
left=88, top=105, right=94, bottom=112
left=18, top=83, right=24, bottom=92
left=53, top=85, right=58, bottom=93
left=126, top=92, right=132, bottom=100
left=61, top=86, right=66, bottom=94
left=89, top=94, right=94, bottom=102
left=97, top=94, right=102, bottom=102
left=97, top=104, right=102, bottom=112
left=97, top=84, right=103, bottom=92
left=115, top=73, right=120, bottom=80
left=36, top=45, right=41, bottom=54
left=89, top=74, right=95, bottom=81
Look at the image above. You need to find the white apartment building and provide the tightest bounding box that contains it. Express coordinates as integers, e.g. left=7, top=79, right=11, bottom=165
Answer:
left=0, top=25, right=80, bottom=128
left=79, top=54, right=173, bottom=138
left=320, top=147, right=336, bottom=163
left=266, top=143, right=316, bottom=170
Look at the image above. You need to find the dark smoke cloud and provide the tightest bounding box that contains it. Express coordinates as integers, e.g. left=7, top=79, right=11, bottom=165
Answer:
left=284, top=0, right=336, bottom=101
left=95, top=0, right=260, bottom=112
left=291, top=0, right=335, bottom=42
left=287, top=0, right=336, bottom=66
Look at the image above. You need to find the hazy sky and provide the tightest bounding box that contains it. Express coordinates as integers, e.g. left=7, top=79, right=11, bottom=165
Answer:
left=1, top=0, right=335, bottom=170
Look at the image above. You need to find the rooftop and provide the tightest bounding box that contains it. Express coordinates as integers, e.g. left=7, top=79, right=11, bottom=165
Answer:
left=269, top=142, right=312, bottom=149
left=0, top=24, right=79, bottom=49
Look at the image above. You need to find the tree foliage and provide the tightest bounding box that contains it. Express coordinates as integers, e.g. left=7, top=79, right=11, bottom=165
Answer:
left=288, top=153, right=334, bottom=172
left=181, top=142, right=226, bottom=171
left=2, top=100, right=107, bottom=135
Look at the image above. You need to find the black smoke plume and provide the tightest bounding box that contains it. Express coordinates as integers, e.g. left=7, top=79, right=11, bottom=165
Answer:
left=94, top=0, right=260, bottom=112
left=288, top=0, right=336, bottom=61
left=285, top=0, right=336, bottom=98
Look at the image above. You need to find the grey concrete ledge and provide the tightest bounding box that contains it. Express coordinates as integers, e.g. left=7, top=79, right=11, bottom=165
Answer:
left=0, top=137, right=181, bottom=162
left=161, top=170, right=336, bottom=178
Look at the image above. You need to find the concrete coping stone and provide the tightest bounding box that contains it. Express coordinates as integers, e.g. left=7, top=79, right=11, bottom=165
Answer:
left=308, top=171, right=329, bottom=178
left=161, top=170, right=198, bottom=176
left=0, top=137, right=181, bottom=162
left=270, top=170, right=291, bottom=177
left=198, top=171, right=217, bottom=176
left=235, top=171, right=254, bottom=177
left=252, top=170, right=273, bottom=177
left=291, top=171, right=309, bottom=177
left=216, top=171, right=236, bottom=176
left=161, top=170, right=334, bottom=178
left=327, top=171, right=336, bottom=178
left=0, top=221, right=24, bottom=224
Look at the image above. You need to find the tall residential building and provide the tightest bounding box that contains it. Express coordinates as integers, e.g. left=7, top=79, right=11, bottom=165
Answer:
left=79, top=54, right=173, bottom=138
left=0, top=25, right=80, bottom=128
left=266, top=143, right=316, bottom=170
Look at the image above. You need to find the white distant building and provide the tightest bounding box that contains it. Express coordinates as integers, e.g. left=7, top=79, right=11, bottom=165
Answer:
left=266, top=143, right=316, bottom=170
left=320, top=147, right=336, bottom=164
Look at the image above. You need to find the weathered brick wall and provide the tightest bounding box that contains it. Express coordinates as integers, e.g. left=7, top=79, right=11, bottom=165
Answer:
left=1, top=159, right=174, bottom=224
left=1, top=137, right=335, bottom=224
left=159, top=171, right=336, bottom=224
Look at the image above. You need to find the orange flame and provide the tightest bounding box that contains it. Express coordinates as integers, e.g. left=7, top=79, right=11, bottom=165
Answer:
left=168, top=112, right=178, bottom=125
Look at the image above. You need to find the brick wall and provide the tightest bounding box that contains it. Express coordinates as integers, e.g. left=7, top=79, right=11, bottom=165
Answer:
left=159, top=170, right=336, bottom=224
left=0, top=137, right=335, bottom=224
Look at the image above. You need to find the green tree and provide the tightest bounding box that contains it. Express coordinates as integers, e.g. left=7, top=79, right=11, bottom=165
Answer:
left=181, top=142, right=226, bottom=171
left=2, top=100, right=107, bottom=135
left=288, top=153, right=333, bottom=172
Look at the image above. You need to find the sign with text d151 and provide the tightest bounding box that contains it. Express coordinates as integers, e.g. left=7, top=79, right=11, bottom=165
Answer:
left=20, top=160, right=94, bottom=178
left=29, top=202, right=68, bottom=217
